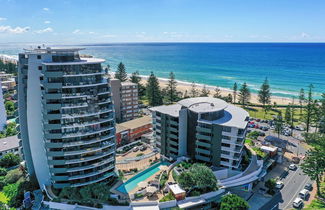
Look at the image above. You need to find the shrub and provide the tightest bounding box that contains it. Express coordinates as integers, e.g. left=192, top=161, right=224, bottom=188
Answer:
left=220, top=194, right=249, bottom=210
left=178, top=164, right=218, bottom=193
left=247, top=131, right=260, bottom=140
left=0, top=153, right=21, bottom=168
left=5, top=168, right=23, bottom=184
left=0, top=167, right=7, bottom=176
left=136, top=153, right=144, bottom=157
left=159, top=192, right=175, bottom=202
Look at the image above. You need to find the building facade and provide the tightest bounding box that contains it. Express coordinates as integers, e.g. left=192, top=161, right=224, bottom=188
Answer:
left=150, top=97, right=249, bottom=169
left=111, top=79, right=139, bottom=122
left=18, top=47, right=116, bottom=189
left=0, top=80, right=7, bottom=131
left=115, top=116, right=152, bottom=146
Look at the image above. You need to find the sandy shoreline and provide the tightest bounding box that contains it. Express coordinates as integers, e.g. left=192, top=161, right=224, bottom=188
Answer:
left=137, top=75, right=294, bottom=105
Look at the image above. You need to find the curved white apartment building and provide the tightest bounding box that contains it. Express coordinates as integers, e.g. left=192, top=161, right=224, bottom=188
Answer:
left=17, top=47, right=116, bottom=189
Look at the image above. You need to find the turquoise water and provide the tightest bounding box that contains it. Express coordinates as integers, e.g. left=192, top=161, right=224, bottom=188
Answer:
left=116, top=162, right=170, bottom=194
left=1, top=43, right=325, bottom=98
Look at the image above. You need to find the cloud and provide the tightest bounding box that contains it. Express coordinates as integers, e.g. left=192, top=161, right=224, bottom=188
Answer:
left=162, top=31, right=184, bottom=38
left=0, top=17, right=7, bottom=21
left=89, top=31, right=95, bottom=34
left=44, top=20, right=51, bottom=24
left=35, top=27, right=53, bottom=33
left=73, top=29, right=81, bottom=34
left=101, top=34, right=116, bottom=38
left=43, top=8, right=49, bottom=11
left=301, top=32, right=310, bottom=38
left=0, top=25, right=30, bottom=34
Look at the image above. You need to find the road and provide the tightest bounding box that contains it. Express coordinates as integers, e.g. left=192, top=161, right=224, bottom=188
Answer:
left=259, top=143, right=311, bottom=210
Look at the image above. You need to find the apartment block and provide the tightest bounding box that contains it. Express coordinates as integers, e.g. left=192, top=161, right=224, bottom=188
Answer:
left=150, top=97, right=249, bottom=169
left=17, top=47, right=116, bottom=189
left=111, top=79, right=139, bottom=122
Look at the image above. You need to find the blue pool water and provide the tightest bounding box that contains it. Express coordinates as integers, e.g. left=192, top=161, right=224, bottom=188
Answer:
left=116, top=162, right=170, bottom=194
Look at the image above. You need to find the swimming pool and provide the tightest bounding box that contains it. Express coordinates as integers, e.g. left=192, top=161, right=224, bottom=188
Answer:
left=116, top=162, right=170, bottom=194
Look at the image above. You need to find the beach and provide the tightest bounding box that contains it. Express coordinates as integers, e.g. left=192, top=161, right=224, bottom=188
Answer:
left=138, top=75, right=294, bottom=105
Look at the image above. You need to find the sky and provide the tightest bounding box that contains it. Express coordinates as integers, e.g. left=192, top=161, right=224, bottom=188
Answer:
left=0, top=0, right=325, bottom=44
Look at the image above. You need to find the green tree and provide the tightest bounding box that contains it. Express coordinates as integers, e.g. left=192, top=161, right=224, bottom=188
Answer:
left=238, top=82, right=251, bottom=107
left=301, top=147, right=325, bottom=197
left=284, top=105, right=292, bottom=125
left=233, top=82, right=238, bottom=103
left=304, top=84, right=314, bottom=133
left=130, top=71, right=146, bottom=97
left=200, top=85, right=210, bottom=97
left=213, top=87, right=222, bottom=98
left=224, top=93, right=233, bottom=103
left=164, top=72, right=180, bottom=103
left=178, top=164, right=217, bottom=192
left=0, top=153, right=21, bottom=168
left=220, top=194, right=249, bottom=210
left=146, top=72, right=163, bottom=106
left=190, top=82, right=199, bottom=98
left=299, top=88, right=305, bottom=116
left=320, top=93, right=325, bottom=133
left=115, top=62, right=128, bottom=82
left=0, top=167, right=7, bottom=176
left=274, top=114, right=283, bottom=138
left=258, top=78, right=272, bottom=117
left=5, top=101, right=15, bottom=116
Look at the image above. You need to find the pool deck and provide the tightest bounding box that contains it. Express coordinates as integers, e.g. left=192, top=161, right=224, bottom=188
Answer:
left=112, top=163, right=169, bottom=201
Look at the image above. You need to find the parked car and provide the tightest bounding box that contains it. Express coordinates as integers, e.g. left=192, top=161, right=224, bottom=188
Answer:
left=275, top=181, right=284, bottom=189
left=299, top=189, right=310, bottom=200
left=140, top=146, right=147, bottom=151
left=304, top=183, right=313, bottom=191
left=133, top=147, right=139, bottom=152
left=293, top=197, right=304, bottom=208
left=259, top=131, right=266, bottom=136
left=292, top=157, right=300, bottom=164
left=289, top=164, right=297, bottom=170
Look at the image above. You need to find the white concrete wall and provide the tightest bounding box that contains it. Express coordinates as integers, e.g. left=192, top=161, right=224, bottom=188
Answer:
left=27, top=54, right=51, bottom=188
left=178, top=109, right=187, bottom=156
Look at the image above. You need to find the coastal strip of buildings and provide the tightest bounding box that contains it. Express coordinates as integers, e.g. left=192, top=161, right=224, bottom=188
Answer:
left=17, top=47, right=116, bottom=189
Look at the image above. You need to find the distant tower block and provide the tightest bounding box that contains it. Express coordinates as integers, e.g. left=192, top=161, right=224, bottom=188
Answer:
left=0, top=80, right=7, bottom=131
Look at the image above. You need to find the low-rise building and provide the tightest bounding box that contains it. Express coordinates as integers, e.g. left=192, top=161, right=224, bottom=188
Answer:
left=116, top=116, right=152, bottom=146
left=150, top=97, right=249, bottom=169
left=0, top=135, right=21, bottom=158
left=0, top=72, right=16, bottom=91
left=111, top=79, right=139, bottom=122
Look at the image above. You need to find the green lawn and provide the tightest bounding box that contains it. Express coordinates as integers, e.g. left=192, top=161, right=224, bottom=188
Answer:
left=242, top=106, right=304, bottom=126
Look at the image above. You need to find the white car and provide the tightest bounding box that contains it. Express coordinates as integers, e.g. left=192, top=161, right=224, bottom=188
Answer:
left=293, top=197, right=303, bottom=208
left=289, top=164, right=297, bottom=170
left=275, top=181, right=284, bottom=189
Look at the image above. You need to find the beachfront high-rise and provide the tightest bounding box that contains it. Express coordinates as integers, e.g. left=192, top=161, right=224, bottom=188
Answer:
left=17, top=47, right=116, bottom=189
left=150, top=97, right=249, bottom=169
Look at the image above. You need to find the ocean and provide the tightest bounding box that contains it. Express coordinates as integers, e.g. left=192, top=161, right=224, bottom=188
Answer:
left=1, top=43, right=325, bottom=98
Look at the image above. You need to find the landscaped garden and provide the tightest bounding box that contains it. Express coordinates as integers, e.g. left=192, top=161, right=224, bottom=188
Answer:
left=0, top=153, right=39, bottom=209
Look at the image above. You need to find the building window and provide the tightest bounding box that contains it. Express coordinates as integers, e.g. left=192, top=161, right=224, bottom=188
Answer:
left=222, top=126, right=231, bottom=132
left=38, top=66, right=42, bottom=71
left=37, top=55, right=41, bottom=59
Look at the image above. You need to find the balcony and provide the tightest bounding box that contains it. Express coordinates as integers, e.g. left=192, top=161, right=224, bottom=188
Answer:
left=62, top=126, right=114, bottom=139
left=68, top=164, right=115, bottom=181
left=196, top=133, right=211, bottom=141
left=61, top=102, right=88, bottom=109
left=195, top=155, right=210, bottom=162
left=62, top=108, right=113, bottom=119
left=71, top=171, right=115, bottom=188
left=196, top=126, right=211, bottom=133
left=196, top=148, right=211, bottom=155
left=63, top=70, right=105, bottom=77
left=65, top=149, right=115, bottom=164
left=66, top=156, right=115, bottom=173
left=61, top=118, right=113, bottom=129
left=196, top=141, right=211, bottom=148
left=62, top=81, right=107, bottom=89
left=48, top=142, right=115, bottom=157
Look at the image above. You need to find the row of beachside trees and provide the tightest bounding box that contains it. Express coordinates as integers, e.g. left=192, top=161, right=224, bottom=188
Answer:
left=112, top=62, right=325, bottom=134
